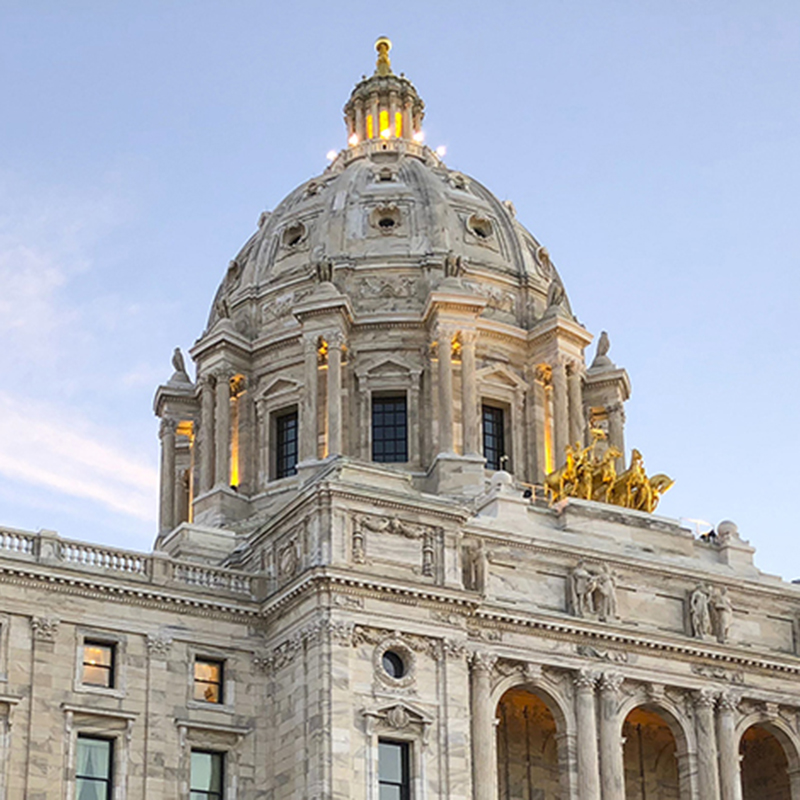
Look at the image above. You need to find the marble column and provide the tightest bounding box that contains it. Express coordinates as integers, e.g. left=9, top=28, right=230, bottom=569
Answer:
left=695, top=689, right=722, bottom=800
left=158, top=418, right=177, bottom=534
left=255, top=398, right=268, bottom=488
left=470, top=652, right=497, bottom=800
left=301, top=333, right=319, bottom=462
left=461, top=330, right=479, bottom=456
left=567, top=361, right=584, bottom=448
left=599, top=672, right=625, bottom=800
left=214, top=371, right=231, bottom=488
left=438, top=328, right=454, bottom=454
left=607, top=401, right=626, bottom=472
left=574, top=670, right=601, bottom=800
left=717, top=692, right=742, bottom=800
left=326, top=332, right=344, bottom=457
left=199, top=374, right=215, bottom=493
left=552, top=358, right=569, bottom=467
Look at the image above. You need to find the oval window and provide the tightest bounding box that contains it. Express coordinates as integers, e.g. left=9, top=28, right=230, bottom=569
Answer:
left=382, top=650, right=406, bottom=679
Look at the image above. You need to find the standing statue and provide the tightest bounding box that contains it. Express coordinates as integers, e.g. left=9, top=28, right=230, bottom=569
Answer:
left=171, top=347, right=187, bottom=376
left=596, top=331, right=610, bottom=358
left=443, top=250, right=466, bottom=278
left=315, top=256, right=334, bottom=284
left=712, top=587, right=734, bottom=643
left=570, top=560, right=595, bottom=617
left=689, top=585, right=713, bottom=639
left=594, top=564, right=618, bottom=622
left=546, top=278, right=566, bottom=308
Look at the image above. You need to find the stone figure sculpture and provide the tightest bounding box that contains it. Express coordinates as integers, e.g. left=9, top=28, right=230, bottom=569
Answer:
left=690, top=585, right=713, bottom=639
left=546, top=278, right=566, bottom=308
left=315, top=256, right=334, bottom=284
left=443, top=250, right=466, bottom=279
left=597, top=331, right=610, bottom=358
left=570, top=561, right=619, bottom=622
left=713, top=587, right=734, bottom=643
left=171, top=347, right=187, bottom=376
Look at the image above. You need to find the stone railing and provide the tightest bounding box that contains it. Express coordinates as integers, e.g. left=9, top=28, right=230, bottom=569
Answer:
left=0, top=526, right=256, bottom=600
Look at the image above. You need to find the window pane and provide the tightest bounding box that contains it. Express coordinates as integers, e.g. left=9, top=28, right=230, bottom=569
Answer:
left=194, top=659, right=223, bottom=703
left=378, top=741, right=403, bottom=782
left=482, top=405, right=505, bottom=471
left=77, top=780, right=108, bottom=800
left=77, top=738, right=111, bottom=778
left=379, top=787, right=402, bottom=800
left=275, top=411, right=298, bottom=479
left=372, top=397, right=408, bottom=463
left=84, top=643, right=112, bottom=666
left=82, top=642, right=113, bottom=687
left=194, top=661, right=220, bottom=683
left=191, top=750, right=223, bottom=794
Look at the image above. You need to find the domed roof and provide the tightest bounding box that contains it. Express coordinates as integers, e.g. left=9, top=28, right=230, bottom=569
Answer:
left=204, top=41, right=574, bottom=337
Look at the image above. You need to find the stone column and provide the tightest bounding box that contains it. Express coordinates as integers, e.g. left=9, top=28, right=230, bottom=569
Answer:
left=599, top=672, right=625, bottom=800
left=438, top=327, right=454, bottom=454
left=300, top=333, right=319, bottom=462
left=461, top=330, right=479, bottom=456
left=552, top=358, right=569, bottom=467
left=694, top=689, right=722, bottom=800
left=470, top=651, right=497, bottom=800
left=255, top=398, right=268, bottom=488
left=607, top=401, right=626, bottom=472
left=574, top=670, right=601, bottom=800
left=717, top=692, right=742, bottom=800
left=214, top=371, right=231, bottom=488
left=158, top=418, right=177, bottom=534
left=326, top=332, right=344, bottom=457
left=199, top=374, right=215, bottom=493
left=567, top=361, right=584, bottom=448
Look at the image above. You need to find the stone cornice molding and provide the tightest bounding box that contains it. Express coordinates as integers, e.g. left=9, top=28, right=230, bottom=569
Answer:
left=527, top=315, right=593, bottom=350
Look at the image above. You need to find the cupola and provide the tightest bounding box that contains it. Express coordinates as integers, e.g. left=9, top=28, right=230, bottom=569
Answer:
left=343, top=38, right=425, bottom=145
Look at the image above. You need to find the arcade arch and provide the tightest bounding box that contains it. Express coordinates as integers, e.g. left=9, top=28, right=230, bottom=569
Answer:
left=622, top=707, right=680, bottom=800
left=739, top=723, right=795, bottom=800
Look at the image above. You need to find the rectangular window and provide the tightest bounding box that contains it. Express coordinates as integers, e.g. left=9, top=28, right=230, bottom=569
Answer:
left=76, top=736, right=113, bottom=800
left=372, top=396, right=408, bottom=463
left=379, top=109, right=390, bottom=138
left=193, top=658, right=223, bottom=704
left=275, top=410, right=298, bottom=479
left=378, top=739, right=410, bottom=800
left=82, top=641, right=115, bottom=689
left=191, top=750, right=224, bottom=800
left=366, top=114, right=374, bottom=139
left=482, top=404, right=506, bottom=471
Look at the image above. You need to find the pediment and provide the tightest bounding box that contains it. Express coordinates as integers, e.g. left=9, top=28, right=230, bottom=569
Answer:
left=356, top=356, right=417, bottom=380
left=259, top=376, right=301, bottom=399
left=363, top=700, right=433, bottom=728
left=477, top=364, right=527, bottom=390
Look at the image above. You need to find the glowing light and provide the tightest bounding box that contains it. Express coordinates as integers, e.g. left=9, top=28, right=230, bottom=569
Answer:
left=366, top=114, right=374, bottom=139
left=436, top=145, right=447, bottom=157
left=326, top=150, right=337, bottom=161
left=395, top=112, right=402, bottom=138
left=348, top=133, right=359, bottom=147
left=379, top=109, right=390, bottom=138
left=413, top=130, right=425, bottom=143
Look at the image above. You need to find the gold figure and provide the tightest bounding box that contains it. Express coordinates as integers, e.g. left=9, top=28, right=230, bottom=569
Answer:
left=375, top=37, right=392, bottom=76
left=545, top=437, right=673, bottom=513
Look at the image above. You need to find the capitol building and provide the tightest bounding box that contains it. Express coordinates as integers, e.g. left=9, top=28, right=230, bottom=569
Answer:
left=1, top=39, right=799, bottom=800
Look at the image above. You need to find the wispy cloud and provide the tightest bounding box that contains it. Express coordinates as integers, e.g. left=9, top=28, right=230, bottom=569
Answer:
left=0, top=392, right=157, bottom=522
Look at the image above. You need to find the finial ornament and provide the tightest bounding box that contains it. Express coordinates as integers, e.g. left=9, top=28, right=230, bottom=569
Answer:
left=375, top=37, right=392, bottom=76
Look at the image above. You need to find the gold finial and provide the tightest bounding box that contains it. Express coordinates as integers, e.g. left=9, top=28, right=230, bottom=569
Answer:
left=375, top=36, right=392, bottom=76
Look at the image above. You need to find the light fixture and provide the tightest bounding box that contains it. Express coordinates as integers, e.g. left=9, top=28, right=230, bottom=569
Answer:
left=413, top=130, right=425, bottom=143
left=326, top=150, right=338, bottom=161
left=348, top=133, right=359, bottom=147
left=435, top=145, right=447, bottom=157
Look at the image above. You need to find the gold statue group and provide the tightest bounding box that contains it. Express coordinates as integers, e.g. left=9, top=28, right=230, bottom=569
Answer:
left=545, top=430, right=674, bottom=513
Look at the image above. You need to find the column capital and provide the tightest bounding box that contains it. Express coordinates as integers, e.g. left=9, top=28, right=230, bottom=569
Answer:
left=599, top=672, right=624, bottom=694
left=566, top=358, right=585, bottom=377
left=210, top=366, right=233, bottom=383
left=159, top=417, right=178, bottom=438
left=693, top=687, right=718, bottom=709
left=460, top=329, right=479, bottom=346
left=574, top=669, right=599, bottom=692
left=302, top=330, right=320, bottom=349
left=605, top=400, right=625, bottom=416
left=199, top=372, right=216, bottom=389
left=718, top=691, right=742, bottom=713
left=469, top=650, right=498, bottom=675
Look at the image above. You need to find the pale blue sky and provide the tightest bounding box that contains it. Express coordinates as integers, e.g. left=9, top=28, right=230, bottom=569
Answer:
left=0, top=2, right=798, bottom=577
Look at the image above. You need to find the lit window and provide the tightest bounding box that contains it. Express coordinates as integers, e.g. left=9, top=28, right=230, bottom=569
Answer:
left=482, top=405, right=506, bottom=471
left=76, top=736, right=113, bottom=800
left=275, top=410, right=298, bottom=479
left=379, top=739, right=410, bottom=800
left=193, top=658, right=223, bottom=704
left=82, top=641, right=115, bottom=689
left=366, top=115, right=374, bottom=139
left=379, top=110, right=390, bottom=138
left=395, top=112, right=403, bottom=138
left=372, top=396, right=408, bottom=463
left=191, top=750, right=224, bottom=800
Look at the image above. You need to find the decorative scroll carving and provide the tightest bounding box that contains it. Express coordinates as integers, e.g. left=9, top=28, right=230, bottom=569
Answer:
left=31, top=616, right=59, bottom=642
left=356, top=275, right=416, bottom=299
left=576, top=644, right=629, bottom=663
left=354, top=515, right=441, bottom=577
left=691, top=664, right=744, bottom=684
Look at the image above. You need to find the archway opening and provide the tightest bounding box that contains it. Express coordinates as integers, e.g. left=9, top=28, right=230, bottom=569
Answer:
left=740, top=724, right=791, bottom=800
left=622, top=707, right=679, bottom=800
left=496, top=687, right=560, bottom=800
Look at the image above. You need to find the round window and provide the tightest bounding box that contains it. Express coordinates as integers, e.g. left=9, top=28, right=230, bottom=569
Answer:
left=382, top=650, right=406, bottom=679
left=282, top=222, right=307, bottom=248
left=468, top=214, right=493, bottom=240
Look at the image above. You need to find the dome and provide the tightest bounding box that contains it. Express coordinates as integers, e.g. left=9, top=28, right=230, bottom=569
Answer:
left=205, top=43, right=574, bottom=338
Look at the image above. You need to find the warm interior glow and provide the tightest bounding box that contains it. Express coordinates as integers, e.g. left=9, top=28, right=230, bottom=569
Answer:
left=366, top=114, right=374, bottom=139
left=395, top=112, right=402, bottom=138
left=348, top=133, right=359, bottom=147
left=176, top=420, right=195, bottom=523
left=543, top=385, right=554, bottom=475
left=229, top=376, right=246, bottom=488
left=413, top=130, right=424, bottom=143
left=379, top=110, right=390, bottom=138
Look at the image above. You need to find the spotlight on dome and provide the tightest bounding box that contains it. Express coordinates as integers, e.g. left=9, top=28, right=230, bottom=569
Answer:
left=435, top=145, right=447, bottom=157
left=413, top=131, right=425, bottom=143
left=348, top=133, right=359, bottom=147
left=326, top=150, right=338, bottom=161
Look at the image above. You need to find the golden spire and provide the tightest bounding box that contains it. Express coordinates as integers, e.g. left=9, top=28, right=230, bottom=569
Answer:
left=375, top=36, right=392, bottom=76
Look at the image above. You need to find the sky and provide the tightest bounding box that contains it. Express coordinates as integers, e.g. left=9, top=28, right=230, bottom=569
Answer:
left=0, top=2, right=798, bottom=577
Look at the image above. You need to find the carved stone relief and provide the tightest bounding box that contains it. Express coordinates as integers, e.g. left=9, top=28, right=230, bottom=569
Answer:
left=569, top=561, right=619, bottom=622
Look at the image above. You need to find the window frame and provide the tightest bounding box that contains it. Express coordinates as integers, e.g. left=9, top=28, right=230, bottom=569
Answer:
left=378, top=738, right=412, bottom=800
left=74, top=629, right=125, bottom=698
left=190, top=748, right=225, bottom=800
left=481, top=403, right=507, bottom=472
left=273, top=407, right=299, bottom=480
left=371, top=394, right=409, bottom=464
left=75, top=734, right=114, bottom=800
left=81, top=640, right=116, bottom=690
left=192, top=656, right=225, bottom=705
